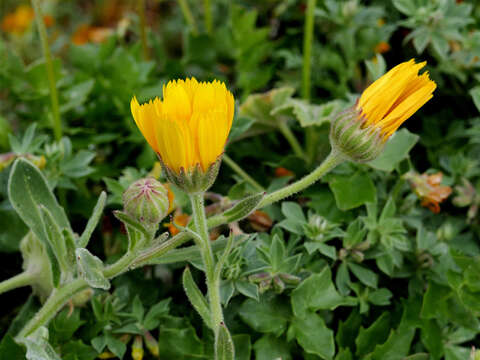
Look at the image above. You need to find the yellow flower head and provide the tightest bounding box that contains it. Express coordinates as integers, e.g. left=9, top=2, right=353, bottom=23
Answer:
left=131, top=78, right=234, bottom=174
left=357, top=59, right=436, bottom=140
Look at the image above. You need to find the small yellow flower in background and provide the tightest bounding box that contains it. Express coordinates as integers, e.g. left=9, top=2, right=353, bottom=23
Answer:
left=131, top=77, right=234, bottom=193
left=330, top=59, right=436, bottom=162
left=1, top=5, right=53, bottom=35
left=2, top=5, right=34, bottom=34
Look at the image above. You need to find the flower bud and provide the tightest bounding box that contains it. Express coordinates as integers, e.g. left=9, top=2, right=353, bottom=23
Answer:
left=132, top=335, right=144, bottom=360
left=331, top=60, right=436, bottom=163
left=123, top=178, right=170, bottom=229
left=330, top=106, right=385, bottom=163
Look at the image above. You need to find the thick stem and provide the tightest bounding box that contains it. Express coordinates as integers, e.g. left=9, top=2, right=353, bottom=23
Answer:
left=223, top=154, right=264, bottom=192
left=259, top=150, right=344, bottom=208
left=31, top=0, right=62, bottom=141
left=302, top=0, right=317, bottom=164
left=203, top=0, right=212, bottom=34
left=0, top=272, right=34, bottom=296
left=190, top=193, right=223, bottom=336
left=137, top=0, right=150, bottom=60
left=16, top=278, right=88, bottom=339
left=278, top=121, right=307, bottom=160
left=177, top=0, right=198, bottom=36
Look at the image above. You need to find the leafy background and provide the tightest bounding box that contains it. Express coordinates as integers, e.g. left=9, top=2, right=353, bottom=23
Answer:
left=1, top=0, right=480, bottom=359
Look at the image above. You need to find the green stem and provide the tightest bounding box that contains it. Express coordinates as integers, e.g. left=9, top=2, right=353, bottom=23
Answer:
left=16, top=152, right=343, bottom=340
left=259, top=150, right=344, bottom=208
left=177, top=0, right=198, bottom=36
left=0, top=272, right=34, bottom=296
left=31, top=0, right=62, bottom=141
left=190, top=193, right=223, bottom=336
left=302, top=0, right=317, bottom=164
left=17, top=278, right=88, bottom=339
left=203, top=0, right=212, bottom=34
left=137, top=0, right=150, bottom=60
left=278, top=121, right=307, bottom=160
left=223, top=154, right=264, bottom=192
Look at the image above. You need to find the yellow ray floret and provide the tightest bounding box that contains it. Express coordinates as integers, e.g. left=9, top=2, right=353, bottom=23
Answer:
left=357, top=59, right=436, bottom=139
left=131, top=78, right=234, bottom=173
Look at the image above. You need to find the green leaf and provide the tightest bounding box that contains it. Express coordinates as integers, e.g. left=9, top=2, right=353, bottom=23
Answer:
left=105, top=334, right=126, bottom=359
left=281, top=202, right=306, bottom=223
left=75, top=248, right=110, bottom=290
left=291, top=267, right=356, bottom=318
left=223, top=192, right=264, bottom=223
left=158, top=316, right=205, bottom=359
left=39, top=206, right=70, bottom=274
left=469, top=86, right=480, bottom=113
left=253, top=335, right=291, bottom=360
left=355, top=313, right=391, bottom=357
left=8, top=158, right=70, bottom=242
left=182, top=267, right=212, bottom=329
left=20, top=327, right=62, bottom=360
left=216, top=323, right=235, bottom=360
left=367, top=129, right=419, bottom=172
left=329, top=172, right=376, bottom=210
left=290, top=312, right=335, bottom=360
left=238, top=296, right=290, bottom=335
left=78, top=191, right=107, bottom=248
left=0, top=335, right=26, bottom=359
left=61, top=340, right=97, bottom=360
left=392, top=0, right=417, bottom=15
left=347, top=263, right=378, bottom=288
left=232, top=335, right=251, bottom=360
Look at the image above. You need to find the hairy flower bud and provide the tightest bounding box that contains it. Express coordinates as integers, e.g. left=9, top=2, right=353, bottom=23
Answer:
left=123, top=178, right=170, bottom=229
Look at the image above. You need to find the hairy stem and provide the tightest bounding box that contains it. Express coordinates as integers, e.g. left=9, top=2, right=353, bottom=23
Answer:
left=0, top=272, right=34, bottom=296
left=31, top=0, right=62, bottom=141
left=17, top=278, right=88, bottom=339
left=223, top=154, right=264, bottom=192
left=190, top=193, right=224, bottom=338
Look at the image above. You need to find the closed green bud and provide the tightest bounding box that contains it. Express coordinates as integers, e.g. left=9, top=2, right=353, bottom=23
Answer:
left=123, top=178, right=170, bottom=229
left=330, top=106, right=385, bottom=163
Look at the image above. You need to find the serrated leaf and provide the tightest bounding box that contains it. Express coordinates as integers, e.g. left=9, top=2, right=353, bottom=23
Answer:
left=75, top=248, right=110, bottom=290
left=182, top=267, right=212, bottom=329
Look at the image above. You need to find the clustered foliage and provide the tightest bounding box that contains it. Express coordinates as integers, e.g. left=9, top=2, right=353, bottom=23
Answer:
left=1, top=0, right=480, bottom=359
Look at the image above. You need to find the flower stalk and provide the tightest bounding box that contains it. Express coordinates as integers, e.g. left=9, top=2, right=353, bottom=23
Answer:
left=190, top=193, right=224, bottom=337
left=31, top=0, right=62, bottom=141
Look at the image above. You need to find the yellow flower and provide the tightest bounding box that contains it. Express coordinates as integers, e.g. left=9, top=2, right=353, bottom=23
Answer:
left=358, top=59, right=436, bottom=140
left=1, top=5, right=34, bottom=34
left=131, top=78, right=234, bottom=192
left=330, top=59, right=436, bottom=162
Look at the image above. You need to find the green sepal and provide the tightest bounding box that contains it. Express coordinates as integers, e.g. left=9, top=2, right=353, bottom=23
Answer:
left=182, top=266, right=212, bottom=329
left=159, top=155, right=222, bottom=194
left=330, top=106, right=385, bottom=163
left=215, top=322, right=235, bottom=360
